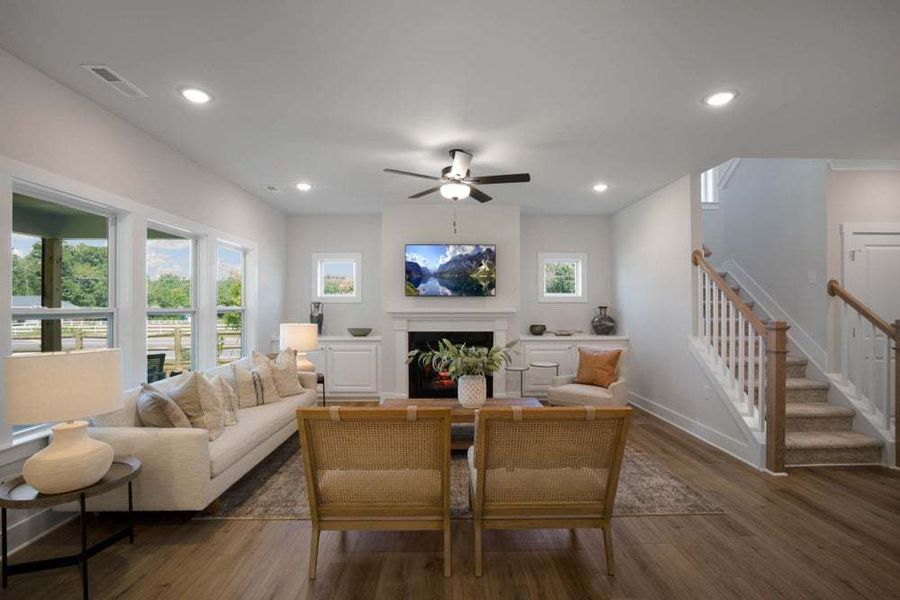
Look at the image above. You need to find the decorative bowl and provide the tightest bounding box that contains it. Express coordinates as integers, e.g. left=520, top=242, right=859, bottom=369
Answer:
left=347, top=327, right=372, bottom=337
left=529, top=324, right=547, bottom=335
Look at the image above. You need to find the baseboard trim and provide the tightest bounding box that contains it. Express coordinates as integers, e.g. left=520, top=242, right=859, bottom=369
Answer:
left=7, top=508, right=75, bottom=556
left=628, top=390, right=762, bottom=470
left=722, top=259, right=828, bottom=371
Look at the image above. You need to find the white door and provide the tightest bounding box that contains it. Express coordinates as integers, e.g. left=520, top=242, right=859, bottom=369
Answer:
left=325, top=344, right=379, bottom=394
left=843, top=226, right=900, bottom=413
left=523, top=343, right=573, bottom=394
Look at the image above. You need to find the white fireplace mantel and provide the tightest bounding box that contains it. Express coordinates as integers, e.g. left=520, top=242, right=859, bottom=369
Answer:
left=388, top=307, right=517, bottom=398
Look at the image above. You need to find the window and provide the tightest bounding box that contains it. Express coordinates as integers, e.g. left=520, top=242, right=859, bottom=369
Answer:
left=538, top=253, right=586, bottom=303
left=146, top=226, right=195, bottom=375
left=701, top=168, right=718, bottom=205
left=312, top=253, right=361, bottom=303
left=216, top=242, right=246, bottom=364
left=10, top=190, right=115, bottom=434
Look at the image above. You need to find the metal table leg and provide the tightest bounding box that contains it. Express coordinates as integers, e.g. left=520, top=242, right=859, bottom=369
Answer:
left=2, top=507, right=7, bottom=589
left=79, top=493, right=88, bottom=600
left=128, top=482, right=134, bottom=544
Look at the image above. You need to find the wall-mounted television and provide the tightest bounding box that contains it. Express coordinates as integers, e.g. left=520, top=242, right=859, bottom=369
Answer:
left=405, top=244, right=496, bottom=297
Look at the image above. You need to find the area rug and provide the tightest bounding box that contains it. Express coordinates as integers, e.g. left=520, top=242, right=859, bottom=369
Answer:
left=199, top=438, right=723, bottom=520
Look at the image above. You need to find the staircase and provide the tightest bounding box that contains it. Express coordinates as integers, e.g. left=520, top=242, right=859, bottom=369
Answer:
left=717, top=271, right=884, bottom=466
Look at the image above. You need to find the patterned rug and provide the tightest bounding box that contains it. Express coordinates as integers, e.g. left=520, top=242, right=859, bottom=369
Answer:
left=199, top=438, right=723, bottom=519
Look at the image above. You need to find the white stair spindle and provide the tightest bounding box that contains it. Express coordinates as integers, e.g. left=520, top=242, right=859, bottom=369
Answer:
left=746, top=324, right=756, bottom=419
left=840, top=303, right=850, bottom=386
left=884, top=335, right=893, bottom=429
left=867, top=321, right=876, bottom=413
left=757, top=334, right=766, bottom=431
left=738, top=312, right=746, bottom=410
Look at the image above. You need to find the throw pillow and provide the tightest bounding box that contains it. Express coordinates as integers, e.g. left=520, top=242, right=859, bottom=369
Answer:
left=210, top=374, right=240, bottom=425
left=137, top=384, right=191, bottom=428
left=168, top=372, right=226, bottom=441
left=574, top=348, right=622, bottom=388
left=232, top=364, right=259, bottom=408
left=251, top=349, right=303, bottom=397
left=254, top=361, right=281, bottom=404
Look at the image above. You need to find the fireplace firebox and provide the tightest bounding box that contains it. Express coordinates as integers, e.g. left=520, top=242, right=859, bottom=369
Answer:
left=408, top=331, right=494, bottom=398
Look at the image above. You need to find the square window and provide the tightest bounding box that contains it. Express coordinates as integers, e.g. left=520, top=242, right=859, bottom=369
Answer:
left=539, top=253, right=586, bottom=303
left=312, top=253, right=361, bottom=303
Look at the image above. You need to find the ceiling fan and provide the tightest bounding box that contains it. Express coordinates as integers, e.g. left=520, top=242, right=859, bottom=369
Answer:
left=384, top=149, right=531, bottom=203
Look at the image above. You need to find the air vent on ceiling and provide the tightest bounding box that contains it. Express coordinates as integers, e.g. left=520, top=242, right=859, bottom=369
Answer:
left=81, top=64, right=148, bottom=98
left=265, top=185, right=281, bottom=193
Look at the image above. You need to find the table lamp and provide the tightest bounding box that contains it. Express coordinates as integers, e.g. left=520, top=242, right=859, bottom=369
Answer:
left=279, top=323, right=318, bottom=372
left=4, top=349, right=123, bottom=494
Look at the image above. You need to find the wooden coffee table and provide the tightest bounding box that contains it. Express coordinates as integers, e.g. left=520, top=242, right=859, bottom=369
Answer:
left=381, top=398, right=543, bottom=449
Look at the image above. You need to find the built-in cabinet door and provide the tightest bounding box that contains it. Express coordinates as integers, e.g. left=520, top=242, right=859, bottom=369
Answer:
left=325, top=344, right=378, bottom=394
left=523, top=343, right=574, bottom=394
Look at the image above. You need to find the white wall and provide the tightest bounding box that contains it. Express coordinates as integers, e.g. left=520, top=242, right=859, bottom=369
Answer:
left=0, top=49, right=288, bottom=551
left=284, top=214, right=382, bottom=335
left=380, top=203, right=521, bottom=393
left=826, top=168, right=900, bottom=369
left=703, top=159, right=829, bottom=357
left=520, top=215, right=614, bottom=333
left=613, top=175, right=759, bottom=465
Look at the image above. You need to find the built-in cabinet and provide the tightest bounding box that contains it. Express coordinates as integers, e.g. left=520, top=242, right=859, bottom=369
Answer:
left=308, top=336, right=381, bottom=397
left=511, top=335, right=629, bottom=396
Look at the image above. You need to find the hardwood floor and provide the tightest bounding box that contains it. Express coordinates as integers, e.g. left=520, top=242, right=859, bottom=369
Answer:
left=5, top=409, right=900, bottom=599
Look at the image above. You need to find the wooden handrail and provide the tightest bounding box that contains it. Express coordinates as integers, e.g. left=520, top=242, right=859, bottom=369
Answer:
left=692, top=250, right=768, bottom=336
left=827, top=279, right=896, bottom=339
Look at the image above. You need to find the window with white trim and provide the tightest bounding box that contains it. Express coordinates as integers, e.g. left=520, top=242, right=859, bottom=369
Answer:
left=10, top=189, right=116, bottom=435
left=701, top=168, right=718, bottom=205
left=146, top=226, right=196, bottom=375
left=312, top=253, right=361, bottom=303
left=538, top=253, right=586, bottom=303
left=216, top=241, right=246, bottom=364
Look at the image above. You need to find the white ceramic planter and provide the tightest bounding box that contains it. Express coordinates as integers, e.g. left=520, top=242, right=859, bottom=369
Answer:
left=457, top=375, right=487, bottom=408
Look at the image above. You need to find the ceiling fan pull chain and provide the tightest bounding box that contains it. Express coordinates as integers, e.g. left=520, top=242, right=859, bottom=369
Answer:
left=452, top=204, right=458, bottom=235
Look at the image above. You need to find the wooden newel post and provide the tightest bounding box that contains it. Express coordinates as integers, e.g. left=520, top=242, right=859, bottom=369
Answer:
left=894, top=320, right=899, bottom=469
left=765, top=321, right=789, bottom=473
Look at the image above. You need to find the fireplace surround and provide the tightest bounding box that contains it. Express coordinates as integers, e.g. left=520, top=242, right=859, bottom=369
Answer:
left=408, top=331, right=494, bottom=398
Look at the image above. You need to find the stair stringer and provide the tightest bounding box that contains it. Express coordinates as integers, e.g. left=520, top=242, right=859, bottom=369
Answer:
left=687, top=336, right=765, bottom=470
left=824, top=375, right=895, bottom=466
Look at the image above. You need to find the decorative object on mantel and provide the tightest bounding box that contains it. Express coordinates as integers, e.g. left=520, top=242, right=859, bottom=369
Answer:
left=279, top=323, right=319, bottom=372
left=309, top=301, right=324, bottom=334
left=551, top=329, right=580, bottom=336
left=407, top=338, right=513, bottom=408
left=528, top=324, right=547, bottom=335
left=591, top=305, right=617, bottom=335
left=3, top=348, right=123, bottom=494
left=347, top=327, right=373, bottom=337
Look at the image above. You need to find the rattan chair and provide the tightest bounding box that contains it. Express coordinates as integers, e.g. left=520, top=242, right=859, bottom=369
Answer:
left=297, top=406, right=453, bottom=578
left=469, top=406, right=631, bottom=576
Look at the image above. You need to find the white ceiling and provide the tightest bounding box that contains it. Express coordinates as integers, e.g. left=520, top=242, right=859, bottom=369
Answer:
left=1, top=0, right=899, bottom=215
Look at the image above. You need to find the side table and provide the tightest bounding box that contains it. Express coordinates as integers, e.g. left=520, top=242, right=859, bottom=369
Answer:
left=317, top=372, right=326, bottom=406
left=0, top=457, right=142, bottom=600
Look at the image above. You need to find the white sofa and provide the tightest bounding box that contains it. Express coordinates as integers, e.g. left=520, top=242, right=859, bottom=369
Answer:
left=82, top=363, right=318, bottom=511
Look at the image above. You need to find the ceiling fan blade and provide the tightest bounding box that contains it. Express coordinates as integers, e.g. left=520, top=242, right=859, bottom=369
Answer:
left=467, top=173, right=531, bottom=185
left=384, top=168, right=440, bottom=181
left=409, top=186, right=441, bottom=199
left=469, top=187, right=492, bottom=203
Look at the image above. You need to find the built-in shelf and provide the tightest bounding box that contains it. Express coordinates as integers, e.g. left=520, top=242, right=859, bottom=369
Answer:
left=315, top=335, right=382, bottom=342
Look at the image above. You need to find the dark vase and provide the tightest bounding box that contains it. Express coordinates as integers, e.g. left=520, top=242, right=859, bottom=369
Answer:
left=591, top=306, right=616, bottom=335
left=309, top=302, right=324, bottom=334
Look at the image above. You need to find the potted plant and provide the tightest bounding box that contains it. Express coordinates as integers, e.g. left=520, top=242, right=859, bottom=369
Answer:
left=407, top=339, right=513, bottom=408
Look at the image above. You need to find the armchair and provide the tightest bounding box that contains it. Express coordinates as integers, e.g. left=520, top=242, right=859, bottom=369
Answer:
left=546, top=349, right=627, bottom=407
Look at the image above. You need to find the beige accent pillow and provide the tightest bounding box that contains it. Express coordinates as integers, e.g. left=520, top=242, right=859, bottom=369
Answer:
left=168, top=372, right=226, bottom=441
left=232, top=364, right=259, bottom=409
left=254, top=361, right=281, bottom=404
left=209, top=374, right=240, bottom=425
left=251, top=350, right=303, bottom=397
left=137, top=384, right=191, bottom=428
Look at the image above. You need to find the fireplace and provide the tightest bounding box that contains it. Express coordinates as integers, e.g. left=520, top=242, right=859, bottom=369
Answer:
left=408, top=331, right=494, bottom=398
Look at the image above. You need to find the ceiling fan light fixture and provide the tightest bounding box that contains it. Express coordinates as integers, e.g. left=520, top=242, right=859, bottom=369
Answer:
left=440, top=182, right=471, bottom=200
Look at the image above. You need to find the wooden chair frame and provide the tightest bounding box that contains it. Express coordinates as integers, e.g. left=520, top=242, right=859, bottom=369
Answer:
left=297, top=407, right=452, bottom=578
left=471, top=406, right=631, bottom=577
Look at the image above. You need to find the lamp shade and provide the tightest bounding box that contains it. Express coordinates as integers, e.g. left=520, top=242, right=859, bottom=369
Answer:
left=280, top=323, right=319, bottom=352
left=4, top=348, right=123, bottom=424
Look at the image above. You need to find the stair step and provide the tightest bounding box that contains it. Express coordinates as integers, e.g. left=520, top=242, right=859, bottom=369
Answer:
left=785, top=431, right=883, bottom=465
left=785, top=403, right=855, bottom=432
left=786, top=378, right=830, bottom=403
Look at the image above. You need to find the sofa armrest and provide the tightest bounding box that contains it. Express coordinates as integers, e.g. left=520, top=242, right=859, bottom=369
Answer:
left=299, top=371, right=318, bottom=390
left=608, top=378, right=627, bottom=406
left=82, top=427, right=211, bottom=511
left=551, top=374, right=577, bottom=387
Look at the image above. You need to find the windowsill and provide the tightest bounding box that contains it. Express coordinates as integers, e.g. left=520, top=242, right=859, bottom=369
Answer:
left=701, top=203, right=720, bottom=210
left=1, top=425, right=52, bottom=467
left=537, top=297, right=587, bottom=304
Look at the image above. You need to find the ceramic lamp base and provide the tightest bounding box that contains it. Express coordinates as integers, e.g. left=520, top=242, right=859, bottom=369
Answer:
left=296, top=352, right=316, bottom=372
left=23, top=421, right=113, bottom=494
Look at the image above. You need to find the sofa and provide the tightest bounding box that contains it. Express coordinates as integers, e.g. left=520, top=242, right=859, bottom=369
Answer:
left=82, top=362, right=318, bottom=511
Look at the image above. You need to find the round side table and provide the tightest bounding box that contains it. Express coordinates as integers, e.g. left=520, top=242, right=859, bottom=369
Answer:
left=0, top=457, right=141, bottom=600
left=505, top=365, right=530, bottom=397
left=529, top=361, right=561, bottom=377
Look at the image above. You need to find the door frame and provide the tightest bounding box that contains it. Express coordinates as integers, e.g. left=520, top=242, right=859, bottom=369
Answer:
left=841, top=222, right=900, bottom=283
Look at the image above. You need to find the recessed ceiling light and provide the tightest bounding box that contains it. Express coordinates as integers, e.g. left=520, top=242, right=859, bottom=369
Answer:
left=178, top=87, right=213, bottom=104
left=295, top=182, right=313, bottom=192
left=703, top=90, right=737, bottom=107
left=592, top=183, right=609, bottom=193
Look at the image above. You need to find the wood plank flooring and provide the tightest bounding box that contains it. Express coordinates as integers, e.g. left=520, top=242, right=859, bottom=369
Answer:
left=5, top=408, right=900, bottom=599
